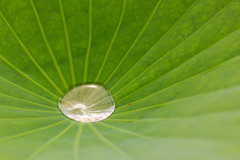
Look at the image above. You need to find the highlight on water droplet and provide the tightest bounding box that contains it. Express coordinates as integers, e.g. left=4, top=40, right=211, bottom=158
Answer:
left=58, top=84, right=115, bottom=122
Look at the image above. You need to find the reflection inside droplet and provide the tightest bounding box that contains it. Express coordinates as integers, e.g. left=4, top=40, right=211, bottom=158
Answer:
left=58, top=84, right=115, bottom=122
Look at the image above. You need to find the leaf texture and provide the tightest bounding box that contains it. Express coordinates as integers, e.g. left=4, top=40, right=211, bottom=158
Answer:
left=0, top=0, right=240, bottom=159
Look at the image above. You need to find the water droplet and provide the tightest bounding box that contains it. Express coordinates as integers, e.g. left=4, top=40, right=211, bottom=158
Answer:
left=58, top=84, right=115, bottom=123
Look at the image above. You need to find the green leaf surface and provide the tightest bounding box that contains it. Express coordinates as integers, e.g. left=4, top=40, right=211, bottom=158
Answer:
left=0, top=0, right=240, bottom=159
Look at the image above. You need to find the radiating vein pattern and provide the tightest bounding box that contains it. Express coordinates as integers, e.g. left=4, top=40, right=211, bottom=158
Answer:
left=27, top=122, right=74, bottom=160
left=94, top=0, right=126, bottom=82
left=0, top=55, right=59, bottom=99
left=115, top=27, right=240, bottom=106
left=88, top=123, right=132, bottom=159
left=111, top=0, right=236, bottom=99
left=0, top=0, right=240, bottom=159
left=59, top=0, right=75, bottom=86
left=83, top=0, right=92, bottom=82
left=0, top=77, right=57, bottom=104
left=74, top=123, right=83, bottom=160
left=104, top=0, right=163, bottom=85
left=109, top=0, right=199, bottom=91
left=29, top=0, right=68, bottom=89
left=0, top=11, right=63, bottom=94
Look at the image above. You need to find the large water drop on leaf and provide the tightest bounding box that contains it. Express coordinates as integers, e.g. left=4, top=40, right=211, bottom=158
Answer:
left=58, top=84, right=115, bottom=122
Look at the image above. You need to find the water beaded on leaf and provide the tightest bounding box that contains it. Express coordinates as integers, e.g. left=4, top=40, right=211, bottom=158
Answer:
left=58, top=84, right=115, bottom=122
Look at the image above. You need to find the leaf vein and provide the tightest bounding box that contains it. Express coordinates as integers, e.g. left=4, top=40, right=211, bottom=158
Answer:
left=115, top=27, right=240, bottom=104
left=29, top=0, right=68, bottom=88
left=88, top=123, right=132, bottom=159
left=0, top=56, right=59, bottom=99
left=27, top=122, right=74, bottom=160
left=104, top=0, right=163, bottom=85
left=0, top=93, right=57, bottom=110
left=59, top=0, right=76, bottom=85
left=112, top=0, right=235, bottom=97
left=0, top=77, right=57, bottom=104
left=116, top=55, right=240, bottom=111
left=0, top=11, right=63, bottom=94
left=109, top=0, right=199, bottom=91
left=83, top=0, right=92, bottom=82
left=95, top=0, right=126, bottom=82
